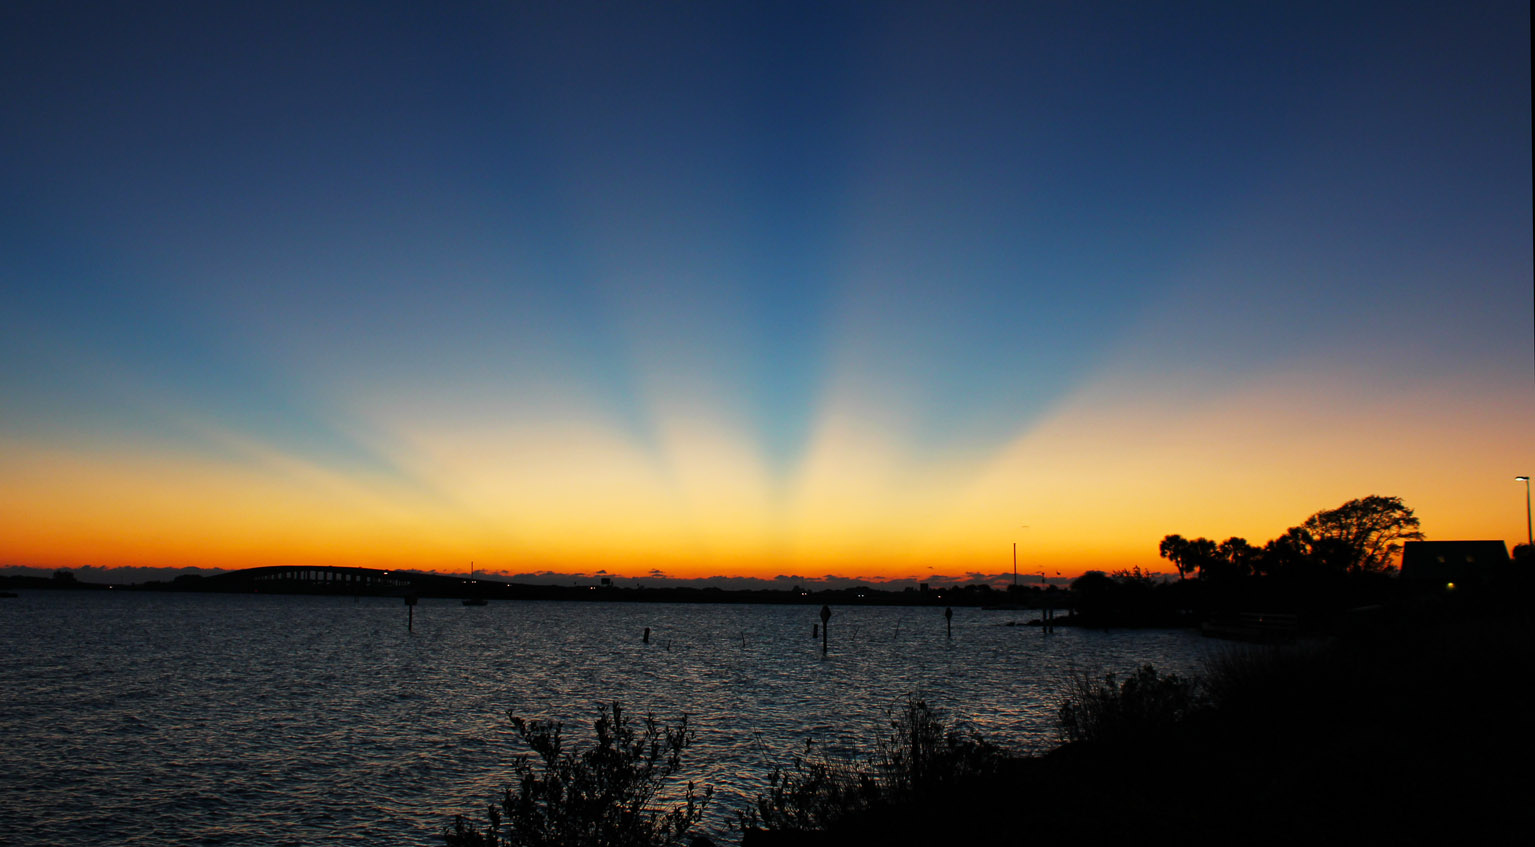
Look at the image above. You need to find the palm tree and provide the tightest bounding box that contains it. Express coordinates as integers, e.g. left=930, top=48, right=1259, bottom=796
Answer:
left=1159, top=534, right=1192, bottom=581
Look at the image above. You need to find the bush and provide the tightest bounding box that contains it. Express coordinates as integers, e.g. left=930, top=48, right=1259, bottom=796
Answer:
left=740, top=697, right=1002, bottom=834
left=1057, top=665, right=1201, bottom=744
left=445, top=703, right=711, bottom=847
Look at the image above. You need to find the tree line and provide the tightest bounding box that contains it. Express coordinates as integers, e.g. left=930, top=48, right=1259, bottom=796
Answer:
left=1157, top=495, right=1424, bottom=583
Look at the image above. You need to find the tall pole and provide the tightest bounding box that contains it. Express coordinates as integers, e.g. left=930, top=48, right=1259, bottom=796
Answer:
left=1518, top=476, right=1532, bottom=548
left=1013, top=526, right=1029, bottom=589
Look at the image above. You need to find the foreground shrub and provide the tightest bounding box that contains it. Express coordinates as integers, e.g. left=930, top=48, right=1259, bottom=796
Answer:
left=741, top=697, right=1003, bottom=834
left=445, top=703, right=711, bottom=847
left=1057, top=665, right=1201, bottom=744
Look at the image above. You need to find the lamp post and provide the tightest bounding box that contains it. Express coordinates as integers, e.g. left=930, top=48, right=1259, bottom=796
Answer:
left=1517, top=476, right=1532, bottom=549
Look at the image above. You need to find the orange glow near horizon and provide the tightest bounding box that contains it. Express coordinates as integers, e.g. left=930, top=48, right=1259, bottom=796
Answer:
left=2, top=359, right=1529, bottom=583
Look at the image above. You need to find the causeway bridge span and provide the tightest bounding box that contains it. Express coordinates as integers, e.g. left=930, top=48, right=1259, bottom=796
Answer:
left=199, top=565, right=502, bottom=598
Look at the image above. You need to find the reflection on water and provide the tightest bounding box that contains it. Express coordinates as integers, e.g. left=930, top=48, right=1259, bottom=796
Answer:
left=0, top=592, right=1217, bottom=845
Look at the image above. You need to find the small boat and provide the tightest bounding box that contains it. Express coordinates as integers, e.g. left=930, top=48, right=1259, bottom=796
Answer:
left=462, top=561, right=488, bottom=606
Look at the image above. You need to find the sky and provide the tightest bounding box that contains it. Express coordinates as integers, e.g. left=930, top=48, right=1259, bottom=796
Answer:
left=1, top=1, right=1530, bottom=584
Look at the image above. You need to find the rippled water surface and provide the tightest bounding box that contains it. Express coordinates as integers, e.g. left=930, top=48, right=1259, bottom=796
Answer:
left=1, top=591, right=1218, bottom=845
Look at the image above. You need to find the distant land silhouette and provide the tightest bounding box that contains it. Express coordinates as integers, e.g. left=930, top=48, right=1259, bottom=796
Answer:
left=0, top=564, right=1075, bottom=595
left=8, top=496, right=1527, bottom=628
left=0, top=563, right=1066, bottom=608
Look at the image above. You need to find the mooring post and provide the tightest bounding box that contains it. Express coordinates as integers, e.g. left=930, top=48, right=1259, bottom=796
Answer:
left=945, top=606, right=953, bottom=638
left=405, top=591, right=418, bottom=632
left=643, top=627, right=651, bottom=644
left=820, top=604, right=832, bottom=655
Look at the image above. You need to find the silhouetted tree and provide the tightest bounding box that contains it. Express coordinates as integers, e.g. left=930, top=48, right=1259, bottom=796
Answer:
left=1299, top=495, right=1423, bottom=574
left=1109, top=566, right=1155, bottom=585
left=1208, top=537, right=1257, bottom=581
left=1158, top=535, right=1194, bottom=581
left=1071, top=570, right=1114, bottom=594
left=1068, top=570, right=1116, bottom=621
left=1161, top=535, right=1230, bottom=580
left=1257, top=527, right=1315, bottom=579
left=1184, top=538, right=1219, bottom=579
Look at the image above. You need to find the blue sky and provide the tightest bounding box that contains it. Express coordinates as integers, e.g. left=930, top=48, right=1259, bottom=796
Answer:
left=2, top=2, right=1530, bottom=578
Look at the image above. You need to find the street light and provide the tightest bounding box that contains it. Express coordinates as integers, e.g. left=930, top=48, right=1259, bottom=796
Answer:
left=1517, top=476, right=1532, bottom=549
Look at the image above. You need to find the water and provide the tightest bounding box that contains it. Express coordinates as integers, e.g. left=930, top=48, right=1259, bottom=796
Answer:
left=1, top=591, right=1217, bottom=845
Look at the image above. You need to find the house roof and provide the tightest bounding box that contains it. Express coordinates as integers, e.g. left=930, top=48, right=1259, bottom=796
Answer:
left=1400, top=540, right=1510, bottom=582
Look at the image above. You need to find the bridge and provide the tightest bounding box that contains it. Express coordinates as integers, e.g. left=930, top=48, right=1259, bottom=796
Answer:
left=200, top=565, right=500, bottom=598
